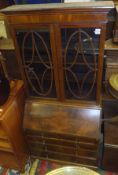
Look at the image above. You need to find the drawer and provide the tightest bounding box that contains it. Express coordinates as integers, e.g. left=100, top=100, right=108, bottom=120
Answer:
left=26, top=136, right=97, bottom=150
left=0, top=138, right=13, bottom=152
left=31, top=150, right=97, bottom=167
left=25, top=130, right=98, bottom=143
left=0, top=125, right=8, bottom=139
left=28, top=142, right=96, bottom=158
left=25, top=132, right=98, bottom=150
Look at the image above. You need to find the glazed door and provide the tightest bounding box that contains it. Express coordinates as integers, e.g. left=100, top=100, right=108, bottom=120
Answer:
left=58, top=26, right=102, bottom=102
left=14, top=24, right=104, bottom=102
left=15, top=26, right=59, bottom=99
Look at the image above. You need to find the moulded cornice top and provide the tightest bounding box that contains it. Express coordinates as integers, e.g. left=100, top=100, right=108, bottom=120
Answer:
left=1, top=1, right=114, bottom=13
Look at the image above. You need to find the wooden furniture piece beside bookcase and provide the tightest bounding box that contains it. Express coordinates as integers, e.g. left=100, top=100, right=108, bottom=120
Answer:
left=0, top=80, right=28, bottom=171
left=102, top=95, right=118, bottom=172
left=102, top=39, right=118, bottom=172
left=1, top=2, right=113, bottom=169
left=113, top=4, right=118, bottom=42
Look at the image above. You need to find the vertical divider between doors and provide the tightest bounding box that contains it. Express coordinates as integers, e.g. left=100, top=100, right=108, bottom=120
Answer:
left=50, top=24, right=65, bottom=102
left=50, top=24, right=61, bottom=100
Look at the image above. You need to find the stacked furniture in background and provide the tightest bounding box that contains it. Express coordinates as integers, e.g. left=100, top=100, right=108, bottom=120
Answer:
left=104, top=39, right=118, bottom=81
left=102, top=39, right=118, bottom=172
left=1, top=1, right=113, bottom=170
left=113, top=2, right=118, bottom=42
left=102, top=97, right=118, bottom=172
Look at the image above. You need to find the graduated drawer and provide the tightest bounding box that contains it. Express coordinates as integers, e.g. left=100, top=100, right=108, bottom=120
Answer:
left=31, top=150, right=97, bottom=167
left=0, top=138, right=13, bottom=152
left=27, top=136, right=97, bottom=150
left=25, top=131, right=98, bottom=150
left=0, top=125, right=8, bottom=140
left=28, top=141, right=97, bottom=158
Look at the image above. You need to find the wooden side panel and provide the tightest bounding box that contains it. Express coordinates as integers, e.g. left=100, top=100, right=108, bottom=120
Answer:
left=2, top=98, right=28, bottom=170
left=0, top=151, right=20, bottom=170
left=0, top=80, right=28, bottom=171
left=102, top=145, right=118, bottom=172
left=102, top=99, right=118, bottom=172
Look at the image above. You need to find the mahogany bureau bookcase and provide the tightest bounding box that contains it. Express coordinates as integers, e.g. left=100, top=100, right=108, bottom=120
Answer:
left=1, top=1, right=114, bottom=169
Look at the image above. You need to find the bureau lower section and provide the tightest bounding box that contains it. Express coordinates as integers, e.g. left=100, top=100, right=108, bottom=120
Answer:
left=25, top=130, right=102, bottom=168
left=23, top=100, right=102, bottom=168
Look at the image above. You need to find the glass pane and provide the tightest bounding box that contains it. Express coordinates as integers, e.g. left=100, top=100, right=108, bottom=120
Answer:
left=16, top=29, right=56, bottom=98
left=61, top=27, right=100, bottom=101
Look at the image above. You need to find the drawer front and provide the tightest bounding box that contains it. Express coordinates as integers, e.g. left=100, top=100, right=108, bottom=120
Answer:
left=0, top=138, right=13, bottom=152
left=0, top=125, right=8, bottom=139
left=27, top=135, right=97, bottom=150
left=25, top=130, right=98, bottom=147
left=30, top=150, right=97, bottom=167
left=28, top=142, right=96, bottom=158
left=25, top=131, right=99, bottom=167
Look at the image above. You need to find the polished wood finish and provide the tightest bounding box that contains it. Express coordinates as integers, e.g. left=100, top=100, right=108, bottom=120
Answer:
left=2, top=3, right=113, bottom=168
left=24, top=101, right=101, bottom=139
left=1, top=2, right=113, bottom=104
left=24, top=100, right=102, bottom=168
left=0, top=80, right=28, bottom=171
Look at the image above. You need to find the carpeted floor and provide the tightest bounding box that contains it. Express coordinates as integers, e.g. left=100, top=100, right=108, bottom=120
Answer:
left=0, top=159, right=118, bottom=175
